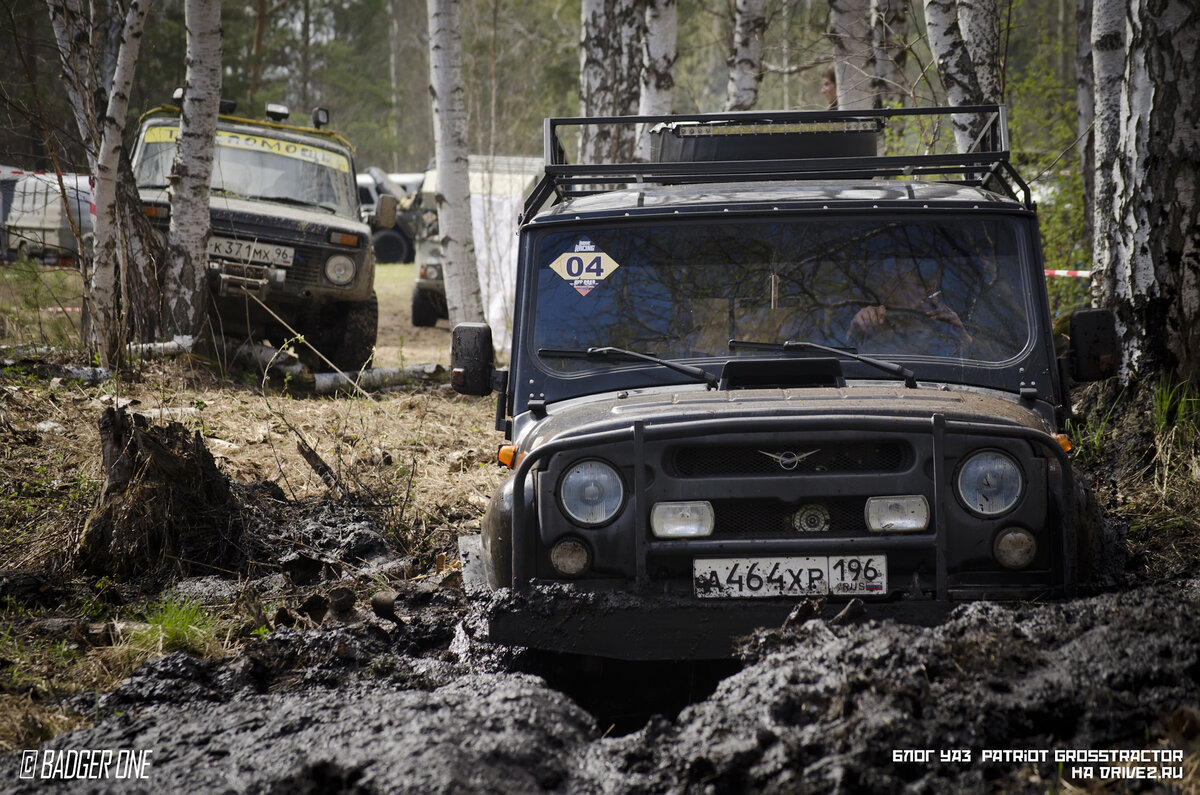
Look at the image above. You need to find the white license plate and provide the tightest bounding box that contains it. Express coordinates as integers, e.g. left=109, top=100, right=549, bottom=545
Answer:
left=207, top=237, right=294, bottom=267
left=693, top=555, right=887, bottom=599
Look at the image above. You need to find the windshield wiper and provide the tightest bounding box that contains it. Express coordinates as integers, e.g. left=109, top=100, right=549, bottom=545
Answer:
left=539, top=346, right=719, bottom=389
left=728, top=339, right=917, bottom=389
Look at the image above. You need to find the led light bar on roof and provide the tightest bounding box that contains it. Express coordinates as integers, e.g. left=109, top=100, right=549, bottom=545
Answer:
left=672, top=120, right=882, bottom=137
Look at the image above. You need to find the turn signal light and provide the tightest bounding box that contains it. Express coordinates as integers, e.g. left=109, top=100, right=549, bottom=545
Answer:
left=329, top=231, right=359, bottom=247
left=1054, top=433, right=1072, bottom=452
left=497, top=444, right=517, bottom=468
left=143, top=204, right=169, bottom=219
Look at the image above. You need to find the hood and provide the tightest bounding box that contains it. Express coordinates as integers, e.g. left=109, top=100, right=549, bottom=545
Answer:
left=517, top=384, right=1052, bottom=452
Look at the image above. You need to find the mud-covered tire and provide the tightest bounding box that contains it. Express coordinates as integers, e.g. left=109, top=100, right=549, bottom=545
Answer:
left=372, top=229, right=413, bottom=264
left=303, top=293, right=378, bottom=372
left=411, top=288, right=440, bottom=327
left=1074, top=476, right=1127, bottom=589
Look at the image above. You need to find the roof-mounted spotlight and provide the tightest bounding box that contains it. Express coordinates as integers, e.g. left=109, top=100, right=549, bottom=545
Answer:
left=265, top=103, right=290, bottom=122
left=171, top=87, right=184, bottom=102
left=218, top=99, right=237, bottom=114
left=311, top=107, right=330, bottom=129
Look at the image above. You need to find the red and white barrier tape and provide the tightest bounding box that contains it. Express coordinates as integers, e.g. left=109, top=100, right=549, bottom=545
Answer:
left=1044, top=269, right=1091, bottom=278
left=40, top=306, right=82, bottom=313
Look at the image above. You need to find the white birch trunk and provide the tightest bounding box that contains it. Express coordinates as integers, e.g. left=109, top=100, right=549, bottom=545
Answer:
left=922, top=0, right=984, bottom=151
left=580, top=0, right=644, bottom=163
left=956, top=0, right=1001, bottom=102
left=428, top=0, right=485, bottom=326
left=724, top=0, right=767, bottom=111
left=829, top=0, right=874, bottom=110
left=1090, top=0, right=1200, bottom=382
left=163, top=0, right=222, bottom=340
left=635, top=0, right=676, bottom=162
left=47, top=0, right=151, bottom=366
left=870, top=0, right=909, bottom=105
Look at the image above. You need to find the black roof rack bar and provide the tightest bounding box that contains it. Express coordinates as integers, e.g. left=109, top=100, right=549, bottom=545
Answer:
left=522, top=105, right=1023, bottom=219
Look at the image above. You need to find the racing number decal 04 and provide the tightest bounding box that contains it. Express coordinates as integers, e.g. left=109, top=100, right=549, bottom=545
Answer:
left=550, top=237, right=621, bottom=296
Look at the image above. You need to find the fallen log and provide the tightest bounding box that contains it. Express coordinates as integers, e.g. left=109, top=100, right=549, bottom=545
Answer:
left=312, top=363, right=445, bottom=394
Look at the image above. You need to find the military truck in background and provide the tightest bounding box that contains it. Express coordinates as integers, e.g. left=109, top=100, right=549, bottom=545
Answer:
left=452, top=105, right=1120, bottom=660
left=356, top=166, right=421, bottom=264
left=132, top=100, right=396, bottom=372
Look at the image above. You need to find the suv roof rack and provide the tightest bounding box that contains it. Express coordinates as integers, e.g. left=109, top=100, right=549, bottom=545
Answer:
left=525, top=104, right=1031, bottom=218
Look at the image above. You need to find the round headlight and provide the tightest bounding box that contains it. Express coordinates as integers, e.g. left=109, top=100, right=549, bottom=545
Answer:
left=559, top=459, right=624, bottom=526
left=324, top=254, right=356, bottom=285
left=422, top=264, right=441, bottom=281
left=956, top=450, right=1023, bottom=516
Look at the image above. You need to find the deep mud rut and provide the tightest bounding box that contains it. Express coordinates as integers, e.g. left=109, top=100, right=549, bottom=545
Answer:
left=6, top=570, right=1199, bottom=793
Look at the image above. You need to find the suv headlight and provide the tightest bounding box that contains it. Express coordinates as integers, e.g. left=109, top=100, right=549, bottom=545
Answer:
left=559, top=459, right=624, bottom=526
left=324, top=254, right=356, bottom=285
left=956, top=450, right=1023, bottom=516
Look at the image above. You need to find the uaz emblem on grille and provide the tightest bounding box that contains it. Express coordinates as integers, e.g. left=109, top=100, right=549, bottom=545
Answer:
left=758, top=449, right=820, bottom=470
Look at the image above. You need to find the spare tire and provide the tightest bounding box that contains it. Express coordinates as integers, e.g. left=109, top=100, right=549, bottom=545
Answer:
left=372, top=229, right=413, bottom=264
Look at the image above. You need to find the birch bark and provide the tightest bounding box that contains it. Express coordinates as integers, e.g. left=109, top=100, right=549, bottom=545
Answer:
left=428, top=0, right=485, bottom=326
left=829, top=0, right=873, bottom=110
left=163, top=0, right=222, bottom=340
left=1090, top=0, right=1200, bottom=381
left=724, top=0, right=767, bottom=111
left=46, top=0, right=153, bottom=366
left=635, top=0, right=676, bottom=162
left=580, top=0, right=644, bottom=163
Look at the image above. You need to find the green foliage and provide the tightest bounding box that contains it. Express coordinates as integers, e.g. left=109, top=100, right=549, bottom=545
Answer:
left=1004, top=0, right=1092, bottom=321
left=1152, top=377, right=1199, bottom=449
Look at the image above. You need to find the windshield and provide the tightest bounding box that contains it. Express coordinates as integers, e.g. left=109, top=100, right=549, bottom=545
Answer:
left=134, top=123, right=358, bottom=218
left=531, top=216, right=1032, bottom=376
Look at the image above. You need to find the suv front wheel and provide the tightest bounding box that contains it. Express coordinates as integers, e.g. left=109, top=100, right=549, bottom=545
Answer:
left=302, top=291, right=378, bottom=372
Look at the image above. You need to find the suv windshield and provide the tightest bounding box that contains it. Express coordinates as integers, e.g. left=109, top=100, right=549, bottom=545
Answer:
left=531, top=215, right=1032, bottom=375
left=134, top=123, right=358, bottom=218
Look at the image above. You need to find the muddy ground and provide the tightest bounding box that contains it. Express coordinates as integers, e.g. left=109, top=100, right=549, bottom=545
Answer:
left=2, top=266, right=1199, bottom=792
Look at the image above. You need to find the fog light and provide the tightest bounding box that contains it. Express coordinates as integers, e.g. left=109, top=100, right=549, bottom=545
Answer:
left=421, top=264, right=441, bottom=280
left=993, top=527, right=1037, bottom=569
left=865, top=495, right=929, bottom=533
left=549, top=538, right=591, bottom=577
left=651, top=501, right=714, bottom=538
left=324, top=254, right=356, bottom=285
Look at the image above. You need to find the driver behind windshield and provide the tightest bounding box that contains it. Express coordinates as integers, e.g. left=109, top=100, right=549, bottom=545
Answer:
left=847, top=257, right=973, bottom=356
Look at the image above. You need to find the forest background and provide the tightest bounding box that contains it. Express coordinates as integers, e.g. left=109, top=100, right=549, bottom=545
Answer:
left=1, top=0, right=1088, bottom=311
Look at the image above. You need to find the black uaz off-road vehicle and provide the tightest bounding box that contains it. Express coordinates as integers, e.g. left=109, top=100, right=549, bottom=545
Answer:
left=133, top=103, right=393, bottom=371
left=453, top=106, right=1119, bottom=660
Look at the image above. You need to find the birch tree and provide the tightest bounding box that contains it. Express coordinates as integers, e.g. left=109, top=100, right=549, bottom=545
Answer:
left=634, top=0, right=676, bottom=162
left=870, top=0, right=909, bottom=105
left=828, top=0, right=873, bottom=110
left=162, top=0, right=222, bottom=340
left=46, top=0, right=158, bottom=366
left=923, top=0, right=1001, bottom=151
left=724, top=0, right=766, bottom=111
left=1088, top=0, right=1200, bottom=382
left=579, top=0, right=643, bottom=163
left=428, top=0, right=485, bottom=326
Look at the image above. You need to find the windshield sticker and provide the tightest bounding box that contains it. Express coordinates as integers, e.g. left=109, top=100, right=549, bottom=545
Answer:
left=549, top=237, right=621, bottom=296
left=142, top=125, right=351, bottom=173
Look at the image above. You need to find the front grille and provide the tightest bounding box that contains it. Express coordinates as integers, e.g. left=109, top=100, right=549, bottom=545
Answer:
left=710, top=497, right=867, bottom=539
left=672, top=441, right=910, bottom=477
left=209, top=246, right=324, bottom=287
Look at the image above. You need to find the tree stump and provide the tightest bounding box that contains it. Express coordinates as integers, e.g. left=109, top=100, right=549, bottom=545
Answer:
left=75, top=407, right=243, bottom=577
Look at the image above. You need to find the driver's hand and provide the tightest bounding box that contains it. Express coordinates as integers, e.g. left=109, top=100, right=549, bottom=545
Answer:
left=849, top=304, right=887, bottom=337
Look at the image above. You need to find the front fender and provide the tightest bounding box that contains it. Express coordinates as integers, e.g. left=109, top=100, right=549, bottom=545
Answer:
left=481, top=474, right=522, bottom=588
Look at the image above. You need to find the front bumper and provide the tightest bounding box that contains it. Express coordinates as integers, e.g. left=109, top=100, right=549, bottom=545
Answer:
left=480, top=412, right=1079, bottom=659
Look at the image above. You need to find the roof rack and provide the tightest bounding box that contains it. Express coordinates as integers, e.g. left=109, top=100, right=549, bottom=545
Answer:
left=524, top=104, right=1031, bottom=219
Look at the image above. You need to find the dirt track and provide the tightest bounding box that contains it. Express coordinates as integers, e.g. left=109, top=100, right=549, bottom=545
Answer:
left=2, top=267, right=1199, bottom=792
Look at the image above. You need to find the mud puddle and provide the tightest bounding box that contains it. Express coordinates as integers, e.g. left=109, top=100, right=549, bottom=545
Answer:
left=6, top=570, right=1199, bottom=793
